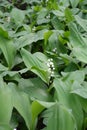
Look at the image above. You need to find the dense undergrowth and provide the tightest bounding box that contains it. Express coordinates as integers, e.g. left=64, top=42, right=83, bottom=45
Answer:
left=0, top=0, right=87, bottom=130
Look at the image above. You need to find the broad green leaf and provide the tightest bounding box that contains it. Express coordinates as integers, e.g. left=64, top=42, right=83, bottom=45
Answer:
left=37, top=8, right=50, bottom=24
left=18, top=78, right=52, bottom=101
left=0, top=124, right=13, bottom=130
left=11, top=8, right=25, bottom=25
left=69, top=22, right=86, bottom=47
left=71, top=82, right=87, bottom=99
left=75, top=15, right=87, bottom=32
left=65, top=8, right=74, bottom=22
left=21, top=48, right=50, bottom=83
left=16, top=29, right=48, bottom=49
left=37, top=18, right=50, bottom=25
left=52, top=10, right=64, bottom=17
left=0, top=27, right=16, bottom=68
left=44, top=30, right=53, bottom=47
left=31, top=101, right=45, bottom=130
left=1, top=71, right=20, bottom=82
left=0, top=76, right=13, bottom=123
left=60, top=53, right=78, bottom=65
left=51, top=16, right=64, bottom=30
left=53, top=78, right=83, bottom=130
left=80, top=98, right=87, bottom=113
left=61, top=70, right=85, bottom=84
left=59, top=0, right=70, bottom=6
left=36, top=100, right=55, bottom=108
left=9, top=83, right=32, bottom=130
left=0, top=63, right=8, bottom=72
left=70, top=0, right=80, bottom=7
left=37, top=8, right=48, bottom=20
left=48, top=31, right=67, bottom=54
left=42, top=103, right=76, bottom=130
left=0, top=37, right=16, bottom=68
left=33, top=52, right=48, bottom=62
left=0, top=25, right=9, bottom=38
left=69, top=22, right=87, bottom=63
left=64, top=62, right=78, bottom=72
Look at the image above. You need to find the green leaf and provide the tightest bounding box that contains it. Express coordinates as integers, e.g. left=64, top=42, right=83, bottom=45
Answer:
left=0, top=27, right=16, bottom=69
left=18, top=78, right=52, bottom=101
left=59, top=0, right=70, bottom=6
left=16, top=29, right=48, bottom=49
left=0, top=76, right=13, bottom=124
left=61, top=70, right=85, bottom=84
left=0, top=25, right=9, bottom=38
left=0, top=63, right=8, bottom=72
left=71, top=82, right=87, bottom=99
left=53, top=78, right=83, bottom=130
left=51, top=16, right=64, bottom=30
left=0, top=124, right=13, bottom=130
left=44, top=30, right=53, bottom=47
left=69, top=22, right=87, bottom=63
left=36, top=8, right=50, bottom=24
left=31, top=101, right=45, bottom=130
left=70, top=0, right=80, bottom=7
left=65, top=8, right=74, bottom=23
left=47, top=31, right=67, bottom=54
left=21, top=48, right=50, bottom=83
left=9, top=83, right=32, bottom=130
left=80, top=98, right=87, bottom=113
left=36, top=100, right=55, bottom=108
left=52, top=10, right=64, bottom=17
left=42, top=103, right=76, bottom=130
left=11, top=8, right=25, bottom=25
left=75, top=15, right=87, bottom=32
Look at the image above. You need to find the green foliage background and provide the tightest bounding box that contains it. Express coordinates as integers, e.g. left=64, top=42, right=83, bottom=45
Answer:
left=0, top=0, right=87, bottom=130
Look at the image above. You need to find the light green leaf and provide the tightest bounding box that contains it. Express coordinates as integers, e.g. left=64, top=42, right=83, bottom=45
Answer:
left=69, top=22, right=86, bottom=47
left=53, top=78, right=83, bottom=130
left=59, top=0, right=70, bottom=6
left=0, top=124, right=13, bottom=130
left=36, top=100, right=55, bottom=108
left=31, top=101, right=45, bottom=130
left=9, top=83, right=32, bottom=130
left=51, top=16, right=64, bottom=30
left=61, top=70, right=85, bottom=84
left=75, top=15, right=87, bottom=32
left=52, top=10, right=64, bottom=17
left=0, top=63, right=8, bottom=72
left=18, top=78, right=52, bottom=101
left=69, top=22, right=87, bottom=63
left=47, top=31, right=67, bottom=54
left=80, top=98, right=87, bottom=113
left=65, top=8, right=74, bottom=22
left=44, top=30, right=53, bottom=46
left=0, top=76, right=13, bottom=124
left=42, top=103, right=76, bottom=130
left=16, top=29, right=48, bottom=49
left=11, top=8, right=25, bottom=25
left=70, top=0, right=80, bottom=7
left=0, top=27, right=16, bottom=68
left=0, top=25, right=9, bottom=38
left=21, top=48, right=50, bottom=83
left=71, top=82, right=87, bottom=99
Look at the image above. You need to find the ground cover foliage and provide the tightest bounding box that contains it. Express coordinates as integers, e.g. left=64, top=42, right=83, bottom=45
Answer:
left=0, top=0, right=87, bottom=130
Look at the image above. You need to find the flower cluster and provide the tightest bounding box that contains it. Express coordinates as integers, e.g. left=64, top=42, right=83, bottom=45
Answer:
left=52, top=47, right=57, bottom=53
left=6, top=16, right=11, bottom=22
left=47, top=58, right=55, bottom=77
left=46, top=14, right=50, bottom=19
